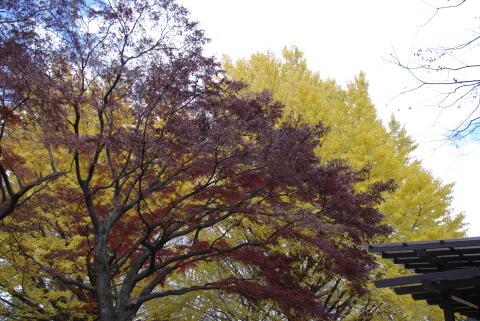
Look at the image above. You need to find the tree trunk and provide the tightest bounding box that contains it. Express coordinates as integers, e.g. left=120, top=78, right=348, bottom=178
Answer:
left=95, top=226, right=117, bottom=321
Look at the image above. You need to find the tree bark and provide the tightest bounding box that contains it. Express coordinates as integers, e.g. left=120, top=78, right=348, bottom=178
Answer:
left=95, top=226, right=117, bottom=321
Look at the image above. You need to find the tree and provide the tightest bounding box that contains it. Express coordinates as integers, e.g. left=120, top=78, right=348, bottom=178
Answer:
left=392, top=0, right=480, bottom=141
left=0, top=1, right=395, bottom=320
left=0, top=1, right=67, bottom=220
left=208, top=47, right=465, bottom=321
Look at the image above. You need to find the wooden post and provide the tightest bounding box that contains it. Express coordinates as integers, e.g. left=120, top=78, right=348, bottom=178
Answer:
left=442, top=293, right=455, bottom=321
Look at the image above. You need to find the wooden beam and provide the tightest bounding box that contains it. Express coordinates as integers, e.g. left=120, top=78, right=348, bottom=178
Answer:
left=435, top=277, right=480, bottom=290
left=394, top=285, right=425, bottom=295
left=382, top=248, right=480, bottom=259
left=374, top=267, right=480, bottom=288
left=369, top=237, right=480, bottom=253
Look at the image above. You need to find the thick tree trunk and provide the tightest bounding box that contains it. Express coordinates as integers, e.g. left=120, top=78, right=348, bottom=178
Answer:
left=95, top=226, right=117, bottom=321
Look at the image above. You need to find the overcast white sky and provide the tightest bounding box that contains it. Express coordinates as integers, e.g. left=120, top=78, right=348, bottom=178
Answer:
left=180, top=0, right=480, bottom=236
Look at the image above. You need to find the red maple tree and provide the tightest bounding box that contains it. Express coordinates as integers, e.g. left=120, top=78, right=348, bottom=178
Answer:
left=0, top=1, right=394, bottom=320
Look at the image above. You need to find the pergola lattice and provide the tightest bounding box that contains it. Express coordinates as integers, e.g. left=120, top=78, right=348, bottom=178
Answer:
left=368, top=237, right=480, bottom=321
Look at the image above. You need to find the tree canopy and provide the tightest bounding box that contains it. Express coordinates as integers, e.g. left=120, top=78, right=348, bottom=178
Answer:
left=217, top=47, right=466, bottom=320
left=0, top=1, right=395, bottom=320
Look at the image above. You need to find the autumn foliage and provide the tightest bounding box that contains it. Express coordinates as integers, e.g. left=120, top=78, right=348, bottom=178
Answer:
left=0, top=1, right=395, bottom=320
left=222, top=48, right=466, bottom=321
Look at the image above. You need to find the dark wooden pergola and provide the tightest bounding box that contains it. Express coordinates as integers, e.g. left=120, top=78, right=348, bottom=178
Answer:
left=368, top=237, right=480, bottom=321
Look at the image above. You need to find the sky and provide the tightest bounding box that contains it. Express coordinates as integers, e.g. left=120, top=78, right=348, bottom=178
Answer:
left=179, top=0, right=480, bottom=235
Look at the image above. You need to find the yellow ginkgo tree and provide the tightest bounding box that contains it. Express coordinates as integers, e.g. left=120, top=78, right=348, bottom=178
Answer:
left=223, top=47, right=466, bottom=321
